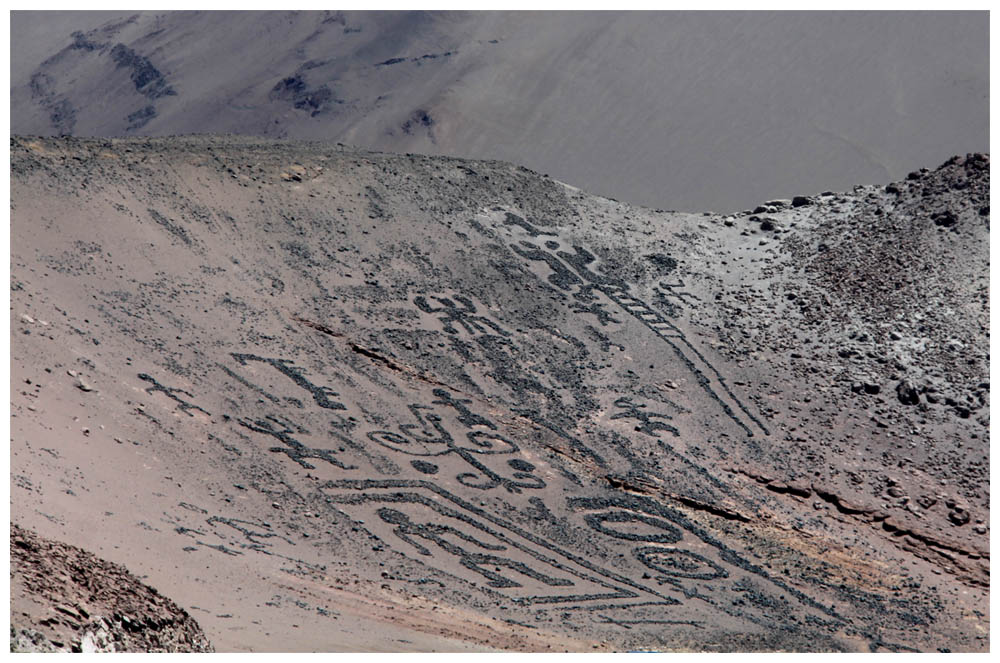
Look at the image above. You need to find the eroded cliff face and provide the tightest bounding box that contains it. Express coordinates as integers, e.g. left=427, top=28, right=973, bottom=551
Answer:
left=9, top=136, right=988, bottom=651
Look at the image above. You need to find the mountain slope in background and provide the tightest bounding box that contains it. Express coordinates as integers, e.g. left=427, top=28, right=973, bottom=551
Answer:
left=10, top=136, right=989, bottom=651
left=10, top=10, right=989, bottom=212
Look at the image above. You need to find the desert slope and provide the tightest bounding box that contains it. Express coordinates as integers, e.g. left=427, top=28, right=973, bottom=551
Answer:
left=9, top=135, right=989, bottom=651
left=9, top=10, right=989, bottom=212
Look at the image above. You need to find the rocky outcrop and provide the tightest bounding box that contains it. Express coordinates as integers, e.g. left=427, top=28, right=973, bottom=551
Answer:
left=10, top=524, right=213, bottom=653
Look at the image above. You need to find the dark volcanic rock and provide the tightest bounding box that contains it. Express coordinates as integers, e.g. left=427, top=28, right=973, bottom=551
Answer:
left=896, top=380, right=920, bottom=405
left=948, top=508, right=971, bottom=526
left=109, top=43, right=176, bottom=100
left=126, top=104, right=157, bottom=130
left=931, top=210, right=958, bottom=227
left=862, top=382, right=881, bottom=395
left=269, top=75, right=337, bottom=116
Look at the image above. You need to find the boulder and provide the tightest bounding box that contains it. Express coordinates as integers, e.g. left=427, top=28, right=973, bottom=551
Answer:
left=895, top=380, right=920, bottom=405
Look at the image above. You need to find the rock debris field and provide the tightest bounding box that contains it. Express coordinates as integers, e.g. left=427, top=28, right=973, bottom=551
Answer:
left=10, top=523, right=213, bottom=652
left=9, top=135, right=989, bottom=651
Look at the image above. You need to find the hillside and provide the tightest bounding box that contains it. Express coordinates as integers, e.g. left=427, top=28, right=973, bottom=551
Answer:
left=9, top=135, right=989, bottom=651
left=9, top=10, right=989, bottom=212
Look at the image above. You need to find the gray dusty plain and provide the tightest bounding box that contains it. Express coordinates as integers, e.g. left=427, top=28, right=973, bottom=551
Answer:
left=9, top=10, right=989, bottom=212
left=9, top=135, right=989, bottom=651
